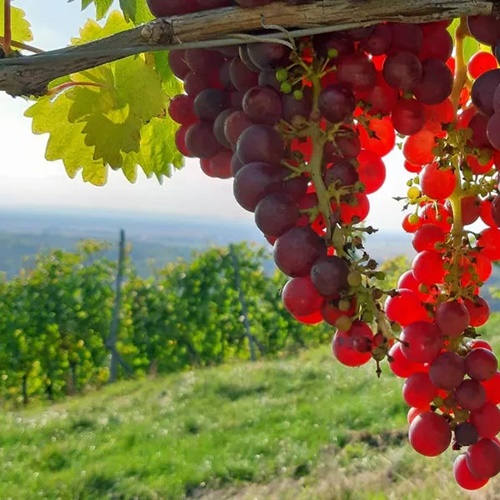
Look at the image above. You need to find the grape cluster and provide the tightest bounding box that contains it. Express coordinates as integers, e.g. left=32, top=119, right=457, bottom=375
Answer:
left=389, top=16, right=500, bottom=490
left=152, top=0, right=500, bottom=489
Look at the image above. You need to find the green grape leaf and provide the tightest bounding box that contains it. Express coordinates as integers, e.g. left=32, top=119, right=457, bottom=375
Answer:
left=78, top=0, right=152, bottom=24
left=119, top=0, right=154, bottom=25
left=24, top=10, right=184, bottom=186
left=464, top=37, right=480, bottom=67
left=25, top=91, right=108, bottom=185
left=447, top=18, right=459, bottom=39
left=72, top=9, right=132, bottom=44
left=79, top=0, right=114, bottom=20
left=122, top=116, right=184, bottom=182
left=67, top=55, right=166, bottom=167
left=0, top=4, right=33, bottom=44
left=82, top=107, right=142, bottom=166
left=154, top=52, right=184, bottom=98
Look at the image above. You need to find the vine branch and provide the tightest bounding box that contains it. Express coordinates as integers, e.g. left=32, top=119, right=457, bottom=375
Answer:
left=0, top=0, right=495, bottom=97
left=0, top=37, right=44, bottom=54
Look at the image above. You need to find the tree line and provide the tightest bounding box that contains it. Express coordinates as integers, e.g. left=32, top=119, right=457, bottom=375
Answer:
left=0, top=238, right=331, bottom=405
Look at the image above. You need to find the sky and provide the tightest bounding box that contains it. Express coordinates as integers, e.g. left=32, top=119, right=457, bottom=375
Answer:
left=0, top=0, right=408, bottom=229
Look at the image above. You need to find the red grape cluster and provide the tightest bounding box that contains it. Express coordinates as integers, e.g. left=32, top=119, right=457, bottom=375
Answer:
left=152, top=0, right=500, bottom=488
left=389, top=16, right=500, bottom=489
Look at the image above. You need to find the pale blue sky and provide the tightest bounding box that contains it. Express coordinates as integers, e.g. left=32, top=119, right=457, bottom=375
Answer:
left=0, top=1, right=407, bottom=229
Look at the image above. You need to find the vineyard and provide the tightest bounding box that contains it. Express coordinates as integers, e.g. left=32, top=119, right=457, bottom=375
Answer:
left=4, top=0, right=500, bottom=493
left=0, top=241, right=329, bottom=404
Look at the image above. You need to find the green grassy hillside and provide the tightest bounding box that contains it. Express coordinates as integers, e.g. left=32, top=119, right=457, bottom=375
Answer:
left=2, top=318, right=500, bottom=499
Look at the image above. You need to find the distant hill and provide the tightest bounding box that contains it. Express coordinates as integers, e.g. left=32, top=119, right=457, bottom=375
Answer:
left=0, top=231, right=198, bottom=278
left=1, top=207, right=499, bottom=310
left=0, top=208, right=414, bottom=277
left=0, top=208, right=268, bottom=278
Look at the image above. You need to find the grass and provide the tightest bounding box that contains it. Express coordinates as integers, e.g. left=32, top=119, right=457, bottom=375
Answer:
left=1, top=316, right=500, bottom=499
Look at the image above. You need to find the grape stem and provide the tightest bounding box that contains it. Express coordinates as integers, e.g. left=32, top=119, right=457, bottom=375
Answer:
left=230, top=33, right=295, bottom=50
left=0, top=37, right=43, bottom=54
left=308, top=126, right=332, bottom=237
left=3, top=0, right=11, bottom=56
left=449, top=166, right=464, bottom=237
left=450, top=17, right=468, bottom=111
left=259, top=15, right=297, bottom=51
left=443, top=18, right=469, bottom=297
left=304, top=72, right=339, bottom=243
left=370, top=292, right=395, bottom=341
left=46, top=81, right=105, bottom=96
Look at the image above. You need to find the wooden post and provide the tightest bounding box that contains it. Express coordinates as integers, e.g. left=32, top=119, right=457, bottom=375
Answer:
left=106, top=229, right=131, bottom=382
left=229, top=244, right=266, bottom=361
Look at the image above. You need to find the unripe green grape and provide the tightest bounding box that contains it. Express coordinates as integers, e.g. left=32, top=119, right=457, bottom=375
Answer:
left=327, top=48, right=339, bottom=59
left=275, top=68, right=288, bottom=82
left=407, top=186, right=420, bottom=200
left=391, top=322, right=402, bottom=334
left=280, top=82, right=292, bottom=94
left=408, top=213, right=420, bottom=225
left=354, top=181, right=366, bottom=192
left=348, top=271, right=362, bottom=287
left=335, top=315, right=352, bottom=331
left=293, top=89, right=304, bottom=101
left=338, top=298, right=352, bottom=312
left=362, top=310, right=374, bottom=323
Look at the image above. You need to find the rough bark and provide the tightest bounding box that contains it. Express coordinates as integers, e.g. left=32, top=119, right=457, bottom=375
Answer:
left=0, top=0, right=496, bottom=97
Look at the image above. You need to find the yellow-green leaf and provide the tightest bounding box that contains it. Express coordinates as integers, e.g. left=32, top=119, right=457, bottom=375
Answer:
left=123, top=116, right=184, bottom=181
left=119, top=0, right=154, bottom=25
left=113, top=57, right=165, bottom=120
left=24, top=9, right=183, bottom=185
left=80, top=0, right=114, bottom=21
left=83, top=106, right=142, bottom=166
left=24, top=92, right=106, bottom=185
left=71, top=10, right=132, bottom=45
left=0, top=4, right=32, bottom=44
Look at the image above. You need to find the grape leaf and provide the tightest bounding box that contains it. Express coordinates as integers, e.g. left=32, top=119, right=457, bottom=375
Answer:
left=122, top=116, right=184, bottom=182
left=82, top=107, right=142, bottom=166
left=71, top=9, right=133, bottom=44
left=78, top=0, right=114, bottom=20
left=77, top=0, right=152, bottom=25
left=0, top=4, right=33, bottom=44
left=464, top=37, right=480, bottom=67
left=119, top=0, right=154, bottom=25
left=24, top=11, right=184, bottom=185
left=25, top=90, right=108, bottom=185
left=447, top=18, right=459, bottom=39
left=66, top=54, right=166, bottom=167
left=153, top=51, right=182, bottom=95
